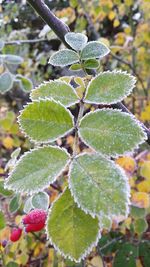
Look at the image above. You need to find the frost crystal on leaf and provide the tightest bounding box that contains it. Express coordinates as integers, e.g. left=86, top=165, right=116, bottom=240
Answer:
left=30, top=80, right=78, bottom=107
left=80, top=41, right=110, bottom=60
left=79, top=108, right=146, bottom=157
left=46, top=188, right=100, bottom=262
left=85, top=70, right=136, bottom=104
left=69, top=153, right=130, bottom=218
left=49, top=49, right=79, bottom=67
left=65, top=32, right=88, bottom=51
left=18, top=99, right=74, bottom=143
left=5, top=146, right=69, bottom=194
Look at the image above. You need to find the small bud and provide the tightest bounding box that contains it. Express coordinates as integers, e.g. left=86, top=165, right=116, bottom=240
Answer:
left=2, top=240, right=7, bottom=248
left=10, top=228, right=22, bottom=242
left=25, top=222, right=45, bottom=233
left=23, top=209, right=47, bottom=225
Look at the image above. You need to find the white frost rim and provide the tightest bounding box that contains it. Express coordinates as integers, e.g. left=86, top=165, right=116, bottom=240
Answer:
left=78, top=107, right=147, bottom=158
left=45, top=187, right=102, bottom=263
left=4, top=145, right=70, bottom=195
left=18, top=97, right=74, bottom=144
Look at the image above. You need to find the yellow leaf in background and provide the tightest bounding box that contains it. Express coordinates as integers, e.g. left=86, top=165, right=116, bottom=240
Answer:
left=0, top=168, right=4, bottom=174
left=3, top=136, right=14, bottom=149
left=137, top=180, right=150, bottom=193
left=113, top=19, right=120, bottom=27
left=88, top=255, right=104, bottom=267
left=132, top=192, right=150, bottom=208
left=125, top=0, right=133, bottom=6
left=124, top=26, right=131, bottom=34
left=140, top=102, right=150, bottom=121
left=136, top=259, right=143, bottom=267
left=108, top=11, right=116, bottom=20
left=129, top=176, right=136, bottom=187
left=99, top=37, right=110, bottom=47
left=140, top=161, right=150, bottom=180
left=123, top=217, right=132, bottom=229
left=116, top=156, right=136, bottom=173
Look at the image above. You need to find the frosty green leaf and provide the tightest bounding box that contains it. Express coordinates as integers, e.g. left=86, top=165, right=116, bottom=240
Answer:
left=49, top=49, right=79, bottom=67
left=69, top=153, right=130, bottom=218
left=32, top=192, right=49, bottom=210
left=31, top=80, right=78, bottom=107
left=113, top=243, right=137, bottom=267
left=81, top=41, right=110, bottom=60
left=65, top=32, right=88, bottom=51
left=79, top=109, right=146, bottom=157
left=3, top=54, right=23, bottom=65
left=18, top=99, right=73, bottom=143
left=47, top=188, right=100, bottom=262
left=0, top=72, right=13, bottom=94
left=85, top=71, right=136, bottom=104
left=24, top=197, right=33, bottom=213
left=5, top=146, right=69, bottom=194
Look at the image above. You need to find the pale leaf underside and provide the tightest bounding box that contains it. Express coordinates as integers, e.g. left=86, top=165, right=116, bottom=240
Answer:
left=5, top=146, right=69, bottom=194
left=46, top=188, right=100, bottom=262
left=69, top=153, right=130, bottom=218
left=65, top=32, right=88, bottom=51
left=79, top=109, right=146, bottom=157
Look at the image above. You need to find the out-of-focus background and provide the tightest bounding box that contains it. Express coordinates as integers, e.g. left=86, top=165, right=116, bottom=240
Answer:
left=0, top=0, right=150, bottom=266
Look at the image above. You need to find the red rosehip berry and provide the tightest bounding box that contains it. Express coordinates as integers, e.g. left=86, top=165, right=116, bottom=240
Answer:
left=23, top=209, right=47, bottom=225
left=25, top=222, right=45, bottom=233
left=10, top=228, right=22, bottom=242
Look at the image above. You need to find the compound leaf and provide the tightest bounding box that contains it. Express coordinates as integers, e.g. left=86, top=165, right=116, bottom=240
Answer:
left=85, top=71, right=136, bottom=104
left=5, top=146, right=69, bottom=194
left=49, top=49, right=79, bottom=67
left=31, top=80, right=78, bottom=107
left=81, top=41, right=110, bottom=60
left=79, top=109, right=146, bottom=157
left=47, top=188, right=100, bottom=262
left=69, top=153, right=130, bottom=218
left=65, top=32, right=88, bottom=51
left=18, top=99, right=73, bottom=143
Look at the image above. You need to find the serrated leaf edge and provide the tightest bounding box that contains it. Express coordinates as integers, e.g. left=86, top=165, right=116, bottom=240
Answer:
left=30, top=79, right=80, bottom=107
left=79, top=108, right=147, bottom=158
left=5, top=145, right=70, bottom=195
left=85, top=70, right=137, bottom=105
left=48, top=49, right=79, bottom=67
left=45, top=187, right=101, bottom=263
left=81, top=41, right=110, bottom=60
left=18, top=98, right=74, bottom=144
left=68, top=152, right=131, bottom=218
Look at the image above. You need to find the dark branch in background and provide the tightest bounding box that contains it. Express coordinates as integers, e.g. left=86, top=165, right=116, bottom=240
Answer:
left=27, top=0, right=70, bottom=48
left=26, top=0, right=150, bottom=145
